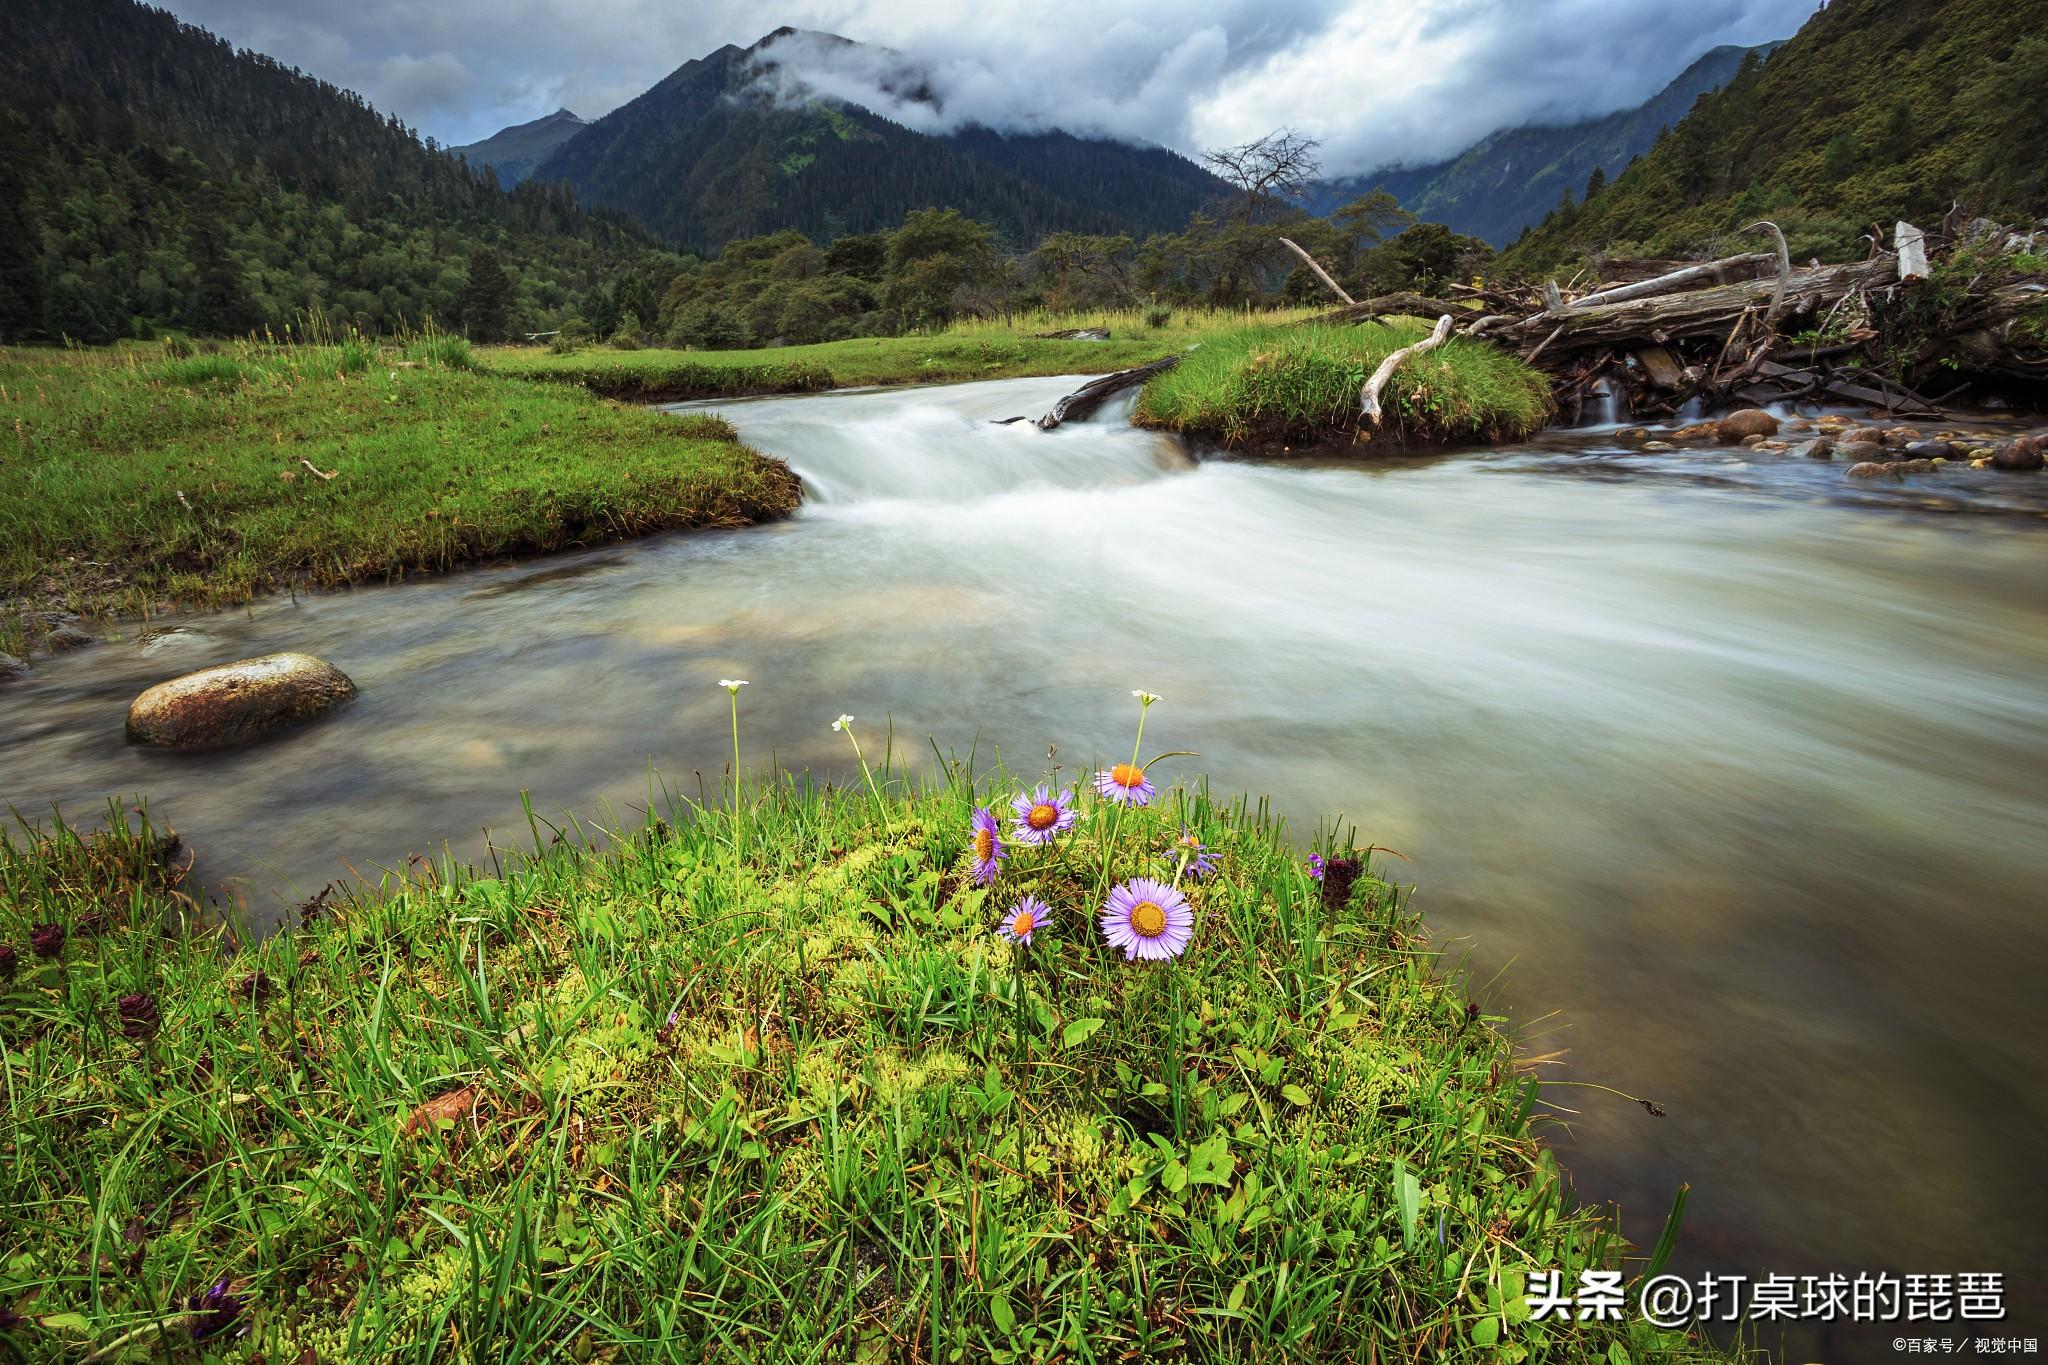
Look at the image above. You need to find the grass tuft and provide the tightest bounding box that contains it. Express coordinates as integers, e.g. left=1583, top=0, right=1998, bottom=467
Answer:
left=1135, top=321, right=1554, bottom=451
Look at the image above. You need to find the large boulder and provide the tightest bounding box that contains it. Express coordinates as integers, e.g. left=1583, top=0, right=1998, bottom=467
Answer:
left=127, top=652, right=357, bottom=748
left=1716, top=409, right=1780, bottom=442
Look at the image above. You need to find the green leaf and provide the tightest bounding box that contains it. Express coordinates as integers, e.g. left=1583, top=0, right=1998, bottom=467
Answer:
left=1394, top=1159, right=1422, bottom=1249
left=1187, top=1133, right=1236, bottom=1186
left=1160, top=1159, right=1188, bottom=1193
left=1061, top=1016, right=1105, bottom=1048
left=1281, top=1083, right=1312, bottom=1107
left=1472, top=1317, right=1500, bottom=1348
left=1608, top=1344, right=1634, bottom=1365
left=989, top=1292, right=1017, bottom=1335
left=1226, top=1280, right=1248, bottom=1313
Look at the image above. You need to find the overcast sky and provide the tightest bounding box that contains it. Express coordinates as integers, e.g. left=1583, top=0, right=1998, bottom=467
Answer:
left=158, top=0, right=1820, bottom=174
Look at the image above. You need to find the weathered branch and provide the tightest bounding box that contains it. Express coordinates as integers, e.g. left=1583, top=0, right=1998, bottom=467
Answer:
left=1361, top=315, right=1454, bottom=425
left=1022, top=354, right=1184, bottom=431
left=1291, top=293, right=1470, bottom=328
left=1744, top=221, right=1792, bottom=331
left=1277, top=237, right=1355, bottom=305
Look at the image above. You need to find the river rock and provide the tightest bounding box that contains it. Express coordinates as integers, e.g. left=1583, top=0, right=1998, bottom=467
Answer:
left=44, top=624, right=95, bottom=652
left=1882, top=426, right=1922, bottom=445
left=1717, top=409, right=1780, bottom=442
left=1842, top=426, right=1888, bottom=446
left=1895, top=458, right=1939, bottom=475
left=126, top=652, right=358, bottom=748
left=1845, top=462, right=1901, bottom=480
left=1836, top=441, right=1887, bottom=463
left=1991, top=440, right=2045, bottom=470
left=1672, top=422, right=1720, bottom=441
left=1903, top=440, right=1952, bottom=460
left=1794, top=439, right=1837, bottom=460
left=0, top=651, right=28, bottom=682
left=1641, top=440, right=1678, bottom=450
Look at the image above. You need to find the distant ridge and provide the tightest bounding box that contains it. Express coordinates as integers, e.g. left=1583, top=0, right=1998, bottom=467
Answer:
left=452, top=108, right=590, bottom=188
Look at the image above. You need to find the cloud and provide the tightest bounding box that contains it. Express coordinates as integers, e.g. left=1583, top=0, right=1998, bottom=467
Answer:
left=156, top=0, right=1820, bottom=171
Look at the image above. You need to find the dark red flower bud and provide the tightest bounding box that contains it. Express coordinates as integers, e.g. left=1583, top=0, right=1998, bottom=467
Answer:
left=1318, top=857, right=1361, bottom=912
left=0, top=944, right=18, bottom=979
left=117, top=991, right=162, bottom=1041
left=29, top=923, right=65, bottom=958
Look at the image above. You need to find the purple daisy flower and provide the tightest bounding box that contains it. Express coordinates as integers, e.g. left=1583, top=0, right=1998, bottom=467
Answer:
left=1306, top=853, right=1326, bottom=882
left=968, top=806, right=1006, bottom=885
left=1172, top=829, right=1219, bottom=880
left=1100, top=878, right=1194, bottom=961
left=1009, top=785, right=1076, bottom=845
left=1093, top=762, right=1155, bottom=807
left=997, top=895, right=1050, bottom=946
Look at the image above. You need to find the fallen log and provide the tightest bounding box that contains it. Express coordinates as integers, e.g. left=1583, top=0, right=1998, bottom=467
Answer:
left=1361, top=315, right=1454, bottom=424
left=1895, top=221, right=1930, bottom=284
left=1495, top=257, right=1898, bottom=357
left=1569, top=252, right=1777, bottom=309
left=1021, top=354, right=1183, bottom=431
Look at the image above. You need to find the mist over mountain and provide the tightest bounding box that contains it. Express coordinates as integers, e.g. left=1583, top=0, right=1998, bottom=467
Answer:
left=522, top=29, right=1229, bottom=252
left=1312, top=41, right=1779, bottom=247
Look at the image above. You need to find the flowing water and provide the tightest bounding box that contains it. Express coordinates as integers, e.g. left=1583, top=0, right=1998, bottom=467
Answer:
left=4, top=375, right=2047, bottom=1357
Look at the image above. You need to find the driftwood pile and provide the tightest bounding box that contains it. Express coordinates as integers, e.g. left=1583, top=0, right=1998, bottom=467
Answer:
left=1024, top=216, right=2046, bottom=433
left=1293, top=215, right=2048, bottom=424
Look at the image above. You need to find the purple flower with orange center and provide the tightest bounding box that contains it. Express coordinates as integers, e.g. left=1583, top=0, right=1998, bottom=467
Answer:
left=1172, top=829, right=1219, bottom=880
left=997, top=895, right=1050, bottom=946
left=1100, top=878, right=1194, bottom=961
left=1093, top=762, right=1154, bottom=807
left=968, top=806, right=1006, bottom=885
left=1009, top=785, right=1076, bottom=845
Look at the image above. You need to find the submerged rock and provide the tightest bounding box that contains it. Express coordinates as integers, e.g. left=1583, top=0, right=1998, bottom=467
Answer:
left=0, top=651, right=28, bottom=682
left=1991, top=438, right=2045, bottom=471
left=1844, top=462, right=1901, bottom=480
left=1717, top=409, right=1780, bottom=442
left=1836, top=441, right=1887, bottom=464
left=44, top=624, right=95, bottom=652
left=126, top=652, right=358, bottom=749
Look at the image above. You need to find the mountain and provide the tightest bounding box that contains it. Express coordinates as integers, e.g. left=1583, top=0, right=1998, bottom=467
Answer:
left=0, top=0, right=678, bottom=341
left=530, top=28, right=1229, bottom=251
left=452, top=108, right=589, bottom=188
left=1504, top=0, right=2048, bottom=269
left=1312, top=42, right=1779, bottom=247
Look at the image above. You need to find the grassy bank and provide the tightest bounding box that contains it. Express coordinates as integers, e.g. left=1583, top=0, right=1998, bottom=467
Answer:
left=483, top=309, right=1325, bottom=401
left=0, top=340, right=800, bottom=653
left=0, top=746, right=1733, bottom=1362
left=1135, top=321, right=1555, bottom=451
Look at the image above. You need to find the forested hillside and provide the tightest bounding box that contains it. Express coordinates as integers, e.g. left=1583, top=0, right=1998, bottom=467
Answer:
left=1503, top=0, right=2048, bottom=271
left=532, top=29, right=1228, bottom=252
left=451, top=109, right=589, bottom=188
left=0, top=0, right=682, bottom=343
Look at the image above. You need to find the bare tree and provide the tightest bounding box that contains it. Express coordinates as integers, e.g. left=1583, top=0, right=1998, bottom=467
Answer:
left=1201, top=128, right=1323, bottom=224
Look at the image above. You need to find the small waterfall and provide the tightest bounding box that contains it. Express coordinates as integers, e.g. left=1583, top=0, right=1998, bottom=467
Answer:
left=1584, top=377, right=1624, bottom=428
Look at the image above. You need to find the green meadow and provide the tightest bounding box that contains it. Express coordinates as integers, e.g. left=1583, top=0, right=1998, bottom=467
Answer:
left=0, top=338, right=799, bottom=653
left=0, top=738, right=1738, bottom=1362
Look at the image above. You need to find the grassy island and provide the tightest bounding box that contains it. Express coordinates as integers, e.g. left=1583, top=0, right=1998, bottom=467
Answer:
left=0, top=750, right=1733, bottom=1363
left=0, top=341, right=800, bottom=652
left=1135, top=321, right=1554, bottom=451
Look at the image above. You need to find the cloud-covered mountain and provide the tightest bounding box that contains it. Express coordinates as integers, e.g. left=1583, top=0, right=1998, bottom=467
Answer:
left=1315, top=41, right=1779, bottom=247
left=528, top=29, right=1230, bottom=251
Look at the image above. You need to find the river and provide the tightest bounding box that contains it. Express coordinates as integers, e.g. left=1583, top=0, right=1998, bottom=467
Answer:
left=3, top=374, right=2045, bottom=1358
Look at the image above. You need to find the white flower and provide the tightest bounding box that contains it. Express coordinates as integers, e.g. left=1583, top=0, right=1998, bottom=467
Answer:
left=1132, top=689, right=1161, bottom=704
left=832, top=714, right=854, bottom=732
left=719, top=678, right=749, bottom=692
